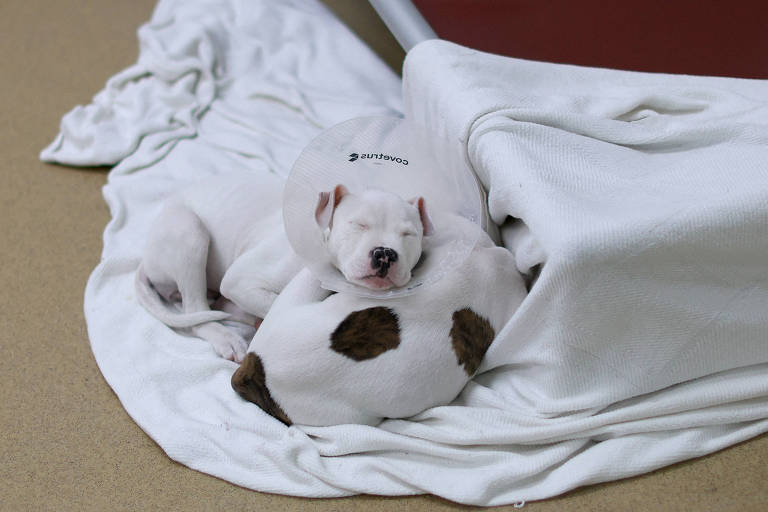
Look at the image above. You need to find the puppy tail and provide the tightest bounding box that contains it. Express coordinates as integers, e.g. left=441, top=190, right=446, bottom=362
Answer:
left=134, top=265, right=231, bottom=328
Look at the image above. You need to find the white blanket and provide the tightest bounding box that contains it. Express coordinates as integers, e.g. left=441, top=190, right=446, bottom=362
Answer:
left=41, top=0, right=768, bottom=506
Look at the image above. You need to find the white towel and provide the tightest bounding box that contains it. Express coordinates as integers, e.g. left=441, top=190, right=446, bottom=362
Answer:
left=42, top=0, right=768, bottom=506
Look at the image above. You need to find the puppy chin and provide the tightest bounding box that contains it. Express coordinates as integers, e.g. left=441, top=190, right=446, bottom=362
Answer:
left=339, top=259, right=411, bottom=291
left=355, top=275, right=395, bottom=290
left=348, top=271, right=412, bottom=291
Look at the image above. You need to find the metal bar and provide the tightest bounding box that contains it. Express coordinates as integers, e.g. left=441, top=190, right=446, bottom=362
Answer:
left=368, top=0, right=437, bottom=51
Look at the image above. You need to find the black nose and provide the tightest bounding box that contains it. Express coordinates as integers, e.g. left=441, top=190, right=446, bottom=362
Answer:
left=371, top=247, right=398, bottom=277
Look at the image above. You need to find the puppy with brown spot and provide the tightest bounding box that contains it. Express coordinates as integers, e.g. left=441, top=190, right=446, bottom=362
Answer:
left=232, top=214, right=527, bottom=427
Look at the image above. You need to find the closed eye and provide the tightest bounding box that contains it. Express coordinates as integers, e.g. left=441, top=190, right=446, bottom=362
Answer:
left=352, top=222, right=369, bottom=231
left=402, top=231, right=418, bottom=237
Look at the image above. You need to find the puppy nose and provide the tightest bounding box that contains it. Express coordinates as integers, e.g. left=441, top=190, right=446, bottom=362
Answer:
left=371, top=247, right=398, bottom=277
left=371, top=247, right=398, bottom=265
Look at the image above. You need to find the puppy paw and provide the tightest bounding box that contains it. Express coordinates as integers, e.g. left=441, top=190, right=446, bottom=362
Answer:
left=191, top=322, right=250, bottom=363
left=213, top=336, right=249, bottom=363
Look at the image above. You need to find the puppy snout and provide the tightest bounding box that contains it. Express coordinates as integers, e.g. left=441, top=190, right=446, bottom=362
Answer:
left=370, top=247, right=398, bottom=277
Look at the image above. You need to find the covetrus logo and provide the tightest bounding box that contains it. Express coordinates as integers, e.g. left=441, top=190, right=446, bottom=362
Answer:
left=347, top=152, right=408, bottom=165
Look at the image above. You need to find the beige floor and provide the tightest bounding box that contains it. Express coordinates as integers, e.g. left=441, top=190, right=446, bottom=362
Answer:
left=1, top=0, right=766, bottom=510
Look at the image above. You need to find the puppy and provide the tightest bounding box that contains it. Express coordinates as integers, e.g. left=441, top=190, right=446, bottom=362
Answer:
left=135, top=176, right=430, bottom=362
left=231, top=215, right=527, bottom=427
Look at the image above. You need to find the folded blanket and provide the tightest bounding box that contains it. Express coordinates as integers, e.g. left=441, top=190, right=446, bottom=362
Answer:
left=402, top=39, right=768, bottom=497
left=42, top=0, right=768, bottom=506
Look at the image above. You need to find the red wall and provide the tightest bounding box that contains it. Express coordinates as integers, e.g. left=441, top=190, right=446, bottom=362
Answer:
left=413, top=0, right=768, bottom=78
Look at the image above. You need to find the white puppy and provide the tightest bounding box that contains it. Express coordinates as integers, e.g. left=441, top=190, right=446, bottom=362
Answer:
left=232, top=217, right=527, bottom=427
left=135, top=176, right=429, bottom=362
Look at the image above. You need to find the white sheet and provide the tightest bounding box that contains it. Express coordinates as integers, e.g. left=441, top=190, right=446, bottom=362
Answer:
left=41, top=1, right=768, bottom=506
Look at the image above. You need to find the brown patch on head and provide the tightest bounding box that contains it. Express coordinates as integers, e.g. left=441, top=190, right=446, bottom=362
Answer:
left=450, top=308, right=495, bottom=376
left=231, top=353, right=291, bottom=426
left=330, top=307, right=401, bottom=361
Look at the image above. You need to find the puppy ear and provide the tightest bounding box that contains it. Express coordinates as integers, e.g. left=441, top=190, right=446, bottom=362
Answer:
left=408, top=196, right=435, bottom=237
left=315, top=184, right=349, bottom=229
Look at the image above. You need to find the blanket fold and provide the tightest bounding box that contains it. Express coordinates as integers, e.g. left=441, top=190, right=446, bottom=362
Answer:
left=403, top=40, right=768, bottom=413
left=43, top=2, right=768, bottom=506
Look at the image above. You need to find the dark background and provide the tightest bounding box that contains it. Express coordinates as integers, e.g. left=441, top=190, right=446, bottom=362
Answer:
left=414, top=0, right=768, bottom=78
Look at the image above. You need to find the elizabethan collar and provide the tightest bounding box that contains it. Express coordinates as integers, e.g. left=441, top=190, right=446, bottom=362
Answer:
left=283, top=116, right=486, bottom=298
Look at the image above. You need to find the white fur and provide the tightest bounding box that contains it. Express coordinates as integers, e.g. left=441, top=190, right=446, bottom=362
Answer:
left=318, top=185, right=432, bottom=290
left=135, top=174, right=303, bottom=362
left=242, top=220, right=527, bottom=426
left=136, top=177, right=427, bottom=362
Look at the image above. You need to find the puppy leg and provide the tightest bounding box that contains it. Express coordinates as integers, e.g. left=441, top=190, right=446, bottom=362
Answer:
left=142, top=201, right=212, bottom=315
left=212, top=295, right=261, bottom=340
left=219, top=251, right=280, bottom=319
left=212, top=295, right=259, bottom=325
left=174, top=243, right=251, bottom=361
left=143, top=202, right=244, bottom=359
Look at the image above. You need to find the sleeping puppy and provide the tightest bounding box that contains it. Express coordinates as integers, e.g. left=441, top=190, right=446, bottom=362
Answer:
left=135, top=176, right=429, bottom=362
left=232, top=215, right=527, bottom=427
left=314, top=184, right=433, bottom=290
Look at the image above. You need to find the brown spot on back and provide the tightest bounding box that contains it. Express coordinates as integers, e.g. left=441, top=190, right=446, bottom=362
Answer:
left=450, top=308, right=495, bottom=376
left=231, top=353, right=291, bottom=426
left=330, top=307, right=400, bottom=361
